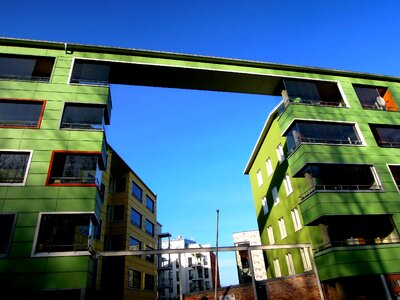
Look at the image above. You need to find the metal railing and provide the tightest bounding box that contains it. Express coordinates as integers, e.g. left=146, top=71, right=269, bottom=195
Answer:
left=377, top=141, right=400, bottom=148
left=0, top=177, right=25, bottom=184
left=300, top=184, right=382, bottom=201
left=0, top=74, right=50, bottom=82
left=49, top=176, right=96, bottom=184
left=36, top=243, right=88, bottom=253
left=315, top=238, right=400, bottom=253
left=0, top=120, right=39, bottom=127
left=70, top=78, right=109, bottom=86
left=278, top=98, right=345, bottom=115
left=288, top=137, right=362, bottom=155
left=60, top=122, right=104, bottom=131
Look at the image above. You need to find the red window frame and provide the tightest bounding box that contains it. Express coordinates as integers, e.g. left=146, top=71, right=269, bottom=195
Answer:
left=0, top=98, right=46, bottom=129
left=46, top=150, right=101, bottom=187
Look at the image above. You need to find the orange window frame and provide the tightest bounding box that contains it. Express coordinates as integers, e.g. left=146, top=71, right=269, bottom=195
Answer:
left=0, top=98, right=46, bottom=129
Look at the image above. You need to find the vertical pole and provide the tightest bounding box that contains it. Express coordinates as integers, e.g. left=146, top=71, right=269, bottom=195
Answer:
left=309, top=246, right=325, bottom=300
left=380, top=274, right=391, bottom=300
left=214, top=209, right=219, bottom=300
left=247, top=248, right=258, bottom=300
left=178, top=253, right=183, bottom=300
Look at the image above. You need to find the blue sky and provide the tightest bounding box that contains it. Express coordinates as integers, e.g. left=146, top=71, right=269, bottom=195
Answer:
left=3, top=0, right=400, bottom=286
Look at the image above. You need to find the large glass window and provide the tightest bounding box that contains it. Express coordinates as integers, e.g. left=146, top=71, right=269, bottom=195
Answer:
left=104, top=234, right=123, bottom=251
left=388, top=165, right=400, bottom=190
left=300, top=164, right=381, bottom=199
left=354, top=85, right=397, bottom=111
left=286, top=121, right=362, bottom=154
left=0, top=214, right=16, bottom=256
left=145, top=220, right=154, bottom=236
left=129, top=237, right=141, bottom=250
left=70, top=60, right=110, bottom=85
left=130, top=208, right=142, bottom=227
left=370, top=124, right=400, bottom=148
left=0, top=54, right=54, bottom=82
left=0, top=100, right=45, bottom=128
left=0, top=151, right=31, bottom=185
left=60, top=103, right=106, bottom=130
left=35, top=214, right=94, bottom=253
left=47, top=152, right=101, bottom=185
left=144, top=274, right=155, bottom=291
left=146, top=196, right=155, bottom=213
left=128, top=269, right=141, bottom=289
left=146, top=245, right=155, bottom=263
left=132, top=181, right=143, bottom=201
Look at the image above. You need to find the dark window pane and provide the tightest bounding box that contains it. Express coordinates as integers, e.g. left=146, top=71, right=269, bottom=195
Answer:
left=146, top=245, right=155, bottom=263
left=128, top=269, right=141, bottom=289
left=144, top=274, right=155, bottom=291
left=94, top=220, right=102, bottom=240
left=113, top=177, right=126, bottom=193
left=0, top=54, right=54, bottom=82
left=0, top=214, right=16, bottom=255
left=129, top=237, right=141, bottom=250
left=35, top=214, right=92, bottom=253
left=61, top=103, right=105, bottom=130
left=145, top=220, right=154, bottom=236
left=0, top=100, right=44, bottom=127
left=146, top=196, right=154, bottom=213
left=388, top=165, right=400, bottom=189
left=284, top=79, right=321, bottom=102
left=104, top=234, right=123, bottom=251
left=70, top=60, right=110, bottom=85
left=132, top=182, right=142, bottom=201
left=113, top=205, right=125, bottom=222
left=370, top=124, right=400, bottom=148
left=354, top=85, right=386, bottom=109
left=0, top=152, right=30, bottom=184
left=48, top=153, right=99, bottom=185
left=130, top=208, right=141, bottom=227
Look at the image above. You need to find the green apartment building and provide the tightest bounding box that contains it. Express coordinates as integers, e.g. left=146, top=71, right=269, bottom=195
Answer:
left=2, top=37, right=400, bottom=299
left=244, top=75, right=400, bottom=298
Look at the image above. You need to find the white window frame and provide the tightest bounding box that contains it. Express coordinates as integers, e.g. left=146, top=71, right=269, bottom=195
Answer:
left=266, top=158, right=273, bottom=177
left=276, top=144, right=285, bottom=163
left=278, top=217, right=287, bottom=239
left=256, top=169, right=263, bottom=187
left=273, top=258, right=281, bottom=277
left=0, top=150, right=33, bottom=186
left=291, top=208, right=302, bottom=231
left=32, top=211, right=96, bottom=257
left=267, top=226, right=275, bottom=245
left=261, top=197, right=269, bottom=215
left=283, top=174, right=293, bottom=196
left=300, top=247, right=312, bottom=272
left=285, top=253, right=295, bottom=275
left=272, top=187, right=279, bottom=205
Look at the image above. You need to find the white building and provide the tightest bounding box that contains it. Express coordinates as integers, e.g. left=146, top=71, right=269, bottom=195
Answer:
left=233, top=230, right=268, bottom=283
left=159, top=237, right=216, bottom=299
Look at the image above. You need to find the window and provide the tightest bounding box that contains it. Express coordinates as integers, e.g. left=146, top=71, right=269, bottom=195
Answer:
left=0, top=99, right=45, bottom=128
left=176, top=271, right=180, bottom=281
left=34, top=213, right=95, bottom=254
left=128, top=269, right=141, bottom=289
left=60, top=103, right=107, bottom=130
left=272, top=187, right=279, bottom=205
left=46, top=152, right=102, bottom=185
left=283, top=174, right=293, bottom=195
left=146, top=196, right=155, bottom=213
left=70, top=60, right=110, bottom=85
left=0, top=214, right=16, bottom=256
left=0, top=54, right=54, bottom=82
left=300, top=163, right=381, bottom=200
left=238, top=249, right=250, bottom=268
left=278, top=218, right=287, bottom=239
left=145, top=219, right=154, bottom=236
left=267, top=226, right=275, bottom=245
left=370, top=124, right=400, bottom=148
left=129, top=237, right=141, bottom=251
left=286, top=121, right=362, bottom=154
left=144, top=274, right=155, bottom=291
left=266, top=158, right=273, bottom=177
left=104, top=234, right=123, bottom=251
left=256, top=169, right=263, bottom=187
left=132, top=181, right=143, bottom=201
left=0, top=151, right=32, bottom=185
left=111, top=177, right=126, bottom=193
left=261, top=197, right=269, bottom=214
left=354, top=84, right=397, bottom=111
left=276, top=144, right=285, bottom=163
left=146, top=245, right=155, bottom=263
left=112, top=205, right=125, bottom=222
left=204, top=268, right=209, bottom=279
left=205, top=281, right=210, bottom=290
left=188, top=257, right=193, bottom=266
left=273, top=258, right=281, bottom=277
left=300, top=247, right=312, bottom=271
left=291, top=208, right=302, bottom=231
left=388, top=165, right=400, bottom=190
left=285, top=253, right=295, bottom=275
left=130, top=208, right=142, bottom=228
left=93, top=220, right=102, bottom=240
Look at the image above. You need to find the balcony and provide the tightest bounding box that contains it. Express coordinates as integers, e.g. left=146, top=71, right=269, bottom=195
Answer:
left=370, top=124, right=400, bottom=148
left=354, top=85, right=398, bottom=112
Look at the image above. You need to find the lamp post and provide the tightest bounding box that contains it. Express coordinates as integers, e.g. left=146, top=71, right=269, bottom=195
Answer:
left=214, top=209, right=219, bottom=300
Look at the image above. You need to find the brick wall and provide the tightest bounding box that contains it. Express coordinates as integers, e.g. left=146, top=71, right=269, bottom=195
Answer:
left=184, top=273, right=323, bottom=300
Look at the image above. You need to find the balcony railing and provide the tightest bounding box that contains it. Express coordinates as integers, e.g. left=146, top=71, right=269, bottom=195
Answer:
left=315, top=238, right=400, bottom=253
left=70, top=78, right=109, bottom=86
left=300, top=184, right=382, bottom=201
left=288, top=137, right=362, bottom=155
left=49, top=176, right=96, bottom=185
left=60, top=122, right=104, bottom=131
left=377, top=141, right=400, bottom=148
left=0, top=73, right=50, bottom=82
left=278, top=98, right=345, bottom=115
left=36, top=243, right=89, bottom=253
left=0, top=120, right=39, bottom=128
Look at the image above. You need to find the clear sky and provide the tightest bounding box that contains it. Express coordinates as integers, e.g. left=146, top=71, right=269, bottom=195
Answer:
left=3, top=0, right=400, bottom=286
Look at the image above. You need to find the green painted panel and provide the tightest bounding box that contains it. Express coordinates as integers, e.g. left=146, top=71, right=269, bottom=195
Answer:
left=13, top=227, right=36, bottom=242
left=57, top=187, right=97, bottom=199
left=46, top=256, right=89, bottom=272
left=55, top=199, right=96, bottom=212
left=0, top=258, right=47, bottom=274
left=66, top=140, right=103, bottom=151
left=25, top=174, right=48, bottom=186
left=43, top=271, right=88, bottom=289
left=21, top=129, right=70, bottom=141
left=31, top=150, right=52, bottom=162
left=0, top=139, right=22, bottom=149
left=16, top=213, right=39, bottom=227
left=0, top=129, right=24, bottom=139
left=19, top=139, right=68, bottom=150
left=5, top=187, right=59, bottom=199
left=3, top=199, right=57, bottom=212
left=9, top=241, right=33, bottom=257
